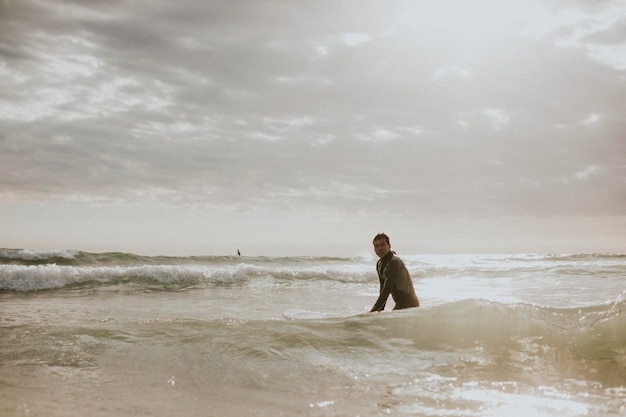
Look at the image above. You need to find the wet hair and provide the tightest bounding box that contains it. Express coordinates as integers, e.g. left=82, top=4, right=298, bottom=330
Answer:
left=372, top=233, right=390, bottom=245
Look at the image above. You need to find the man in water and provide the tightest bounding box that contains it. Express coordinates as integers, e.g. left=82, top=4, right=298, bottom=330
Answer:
left=370, top=233, right=420, bottom=312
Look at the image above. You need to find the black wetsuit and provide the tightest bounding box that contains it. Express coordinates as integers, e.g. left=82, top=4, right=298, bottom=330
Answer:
left=370, top=252, right=420, bottom=312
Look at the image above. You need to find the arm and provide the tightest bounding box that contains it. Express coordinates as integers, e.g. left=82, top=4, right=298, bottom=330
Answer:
left=370, top=289, right=390, bottom=312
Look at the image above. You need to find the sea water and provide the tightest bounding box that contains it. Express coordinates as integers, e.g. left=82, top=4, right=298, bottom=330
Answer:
left=1, top=249, right=624, bottom=416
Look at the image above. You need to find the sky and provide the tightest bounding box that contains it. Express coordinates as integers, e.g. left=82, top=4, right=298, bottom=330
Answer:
left=1, top=0, right=625, bottom=256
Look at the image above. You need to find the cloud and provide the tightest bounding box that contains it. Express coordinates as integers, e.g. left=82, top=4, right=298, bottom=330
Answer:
left=342, top=32, right=372, bottom=47
left=0, top=0, right=624, bottom=224
left=537, top=0, right=626, bottom=69
left=432, top=66, right=471, bottom=81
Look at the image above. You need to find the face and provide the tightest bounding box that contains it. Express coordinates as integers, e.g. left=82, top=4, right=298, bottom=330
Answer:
left=373, top=238, right=391, bottom=259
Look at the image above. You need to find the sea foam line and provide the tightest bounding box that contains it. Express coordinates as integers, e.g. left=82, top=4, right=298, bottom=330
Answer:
left=0, top=264, right=251, bottom=291
left=0, top=262, right=374, bottom=291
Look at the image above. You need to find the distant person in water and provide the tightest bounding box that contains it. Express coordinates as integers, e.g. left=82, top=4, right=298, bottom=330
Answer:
left=237, top=249, right=241, bottom=256
left=370, top=233, right=420, bottom=312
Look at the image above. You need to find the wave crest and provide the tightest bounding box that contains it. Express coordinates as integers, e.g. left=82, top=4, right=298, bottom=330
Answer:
left=0, top=262, right=373, bottom=292
left=0, top=264, right=248, bottom=291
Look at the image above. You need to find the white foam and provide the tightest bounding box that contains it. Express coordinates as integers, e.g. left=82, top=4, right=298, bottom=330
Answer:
left=5, top=249, right=79, bottom=261
left=0, top=264, right=251, bottom=291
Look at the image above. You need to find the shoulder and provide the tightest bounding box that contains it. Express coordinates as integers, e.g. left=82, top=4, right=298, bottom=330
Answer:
left=388, top=254, right=406, bottom=268
left=390, top=253, right=404, bottom=262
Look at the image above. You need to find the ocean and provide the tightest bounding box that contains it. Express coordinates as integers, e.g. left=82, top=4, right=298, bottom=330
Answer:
left=1, top=249, right=624, bottom=417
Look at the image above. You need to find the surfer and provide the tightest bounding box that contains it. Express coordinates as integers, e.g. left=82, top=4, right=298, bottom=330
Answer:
left=370, top=233, right=420, bottom=312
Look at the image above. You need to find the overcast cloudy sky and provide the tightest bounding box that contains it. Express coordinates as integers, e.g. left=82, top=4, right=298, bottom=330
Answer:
left=1, top=0, right=625, bottom=256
